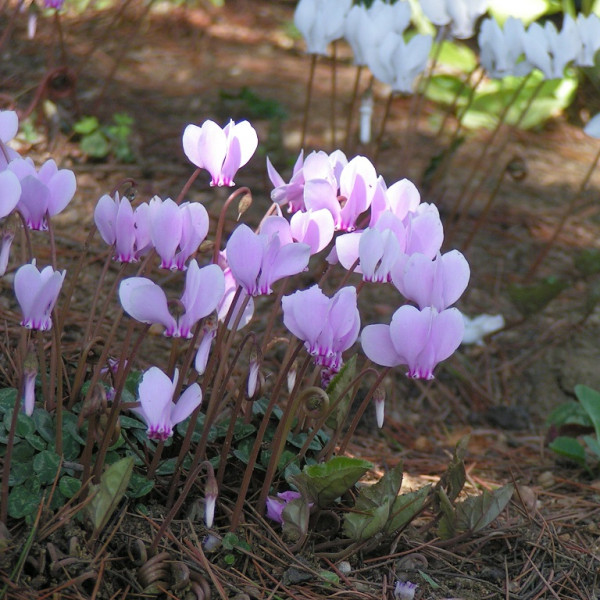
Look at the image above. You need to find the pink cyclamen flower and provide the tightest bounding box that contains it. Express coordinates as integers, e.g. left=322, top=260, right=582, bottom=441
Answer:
left=119, top=260, right=225, bottom=338
left=265, top=491, right=303, bottom=524
left=0, top=170, right=22, bottom=220
left=148, top=196, right=209, bottom=270
left=182, top=119, right=258, bottom=187
left=361, top=305, right=464, bottom=380
left=22, top=365, right=36, bottom=416
left=8, top=157, right=76, bottom=230
left=14, top=261, right=66, bottom=330
left=282, top=285, right=360, bottom=372
left=266, top=151, right=305, bottom=213
left=94, top=193, right=151, bottom=262
left=226, top=220, right=310, bottom=296
left=132, top=367, right=202, bottom=441
left=44, top=0, right=65, bottom=8
left=394, top=580, right=418, bottom=600
left=392, top=250, right=470, bottom=310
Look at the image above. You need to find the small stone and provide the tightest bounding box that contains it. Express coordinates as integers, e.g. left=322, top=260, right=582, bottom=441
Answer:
left=537, top=471, right=555, bottom=489
left=337, top=561, right=351, bottom=575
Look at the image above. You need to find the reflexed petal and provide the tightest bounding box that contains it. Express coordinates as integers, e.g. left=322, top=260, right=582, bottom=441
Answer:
left=267, top=241, right=310, bottom=288
left=431, top=307, right=464, bottom=362
left=171, top=383, right=202, bottom=425
left=226, top=224, right=264, bottom=295
left=138, top=367, right=175, bottom=436
left=150, top=197, right=182, bottom=269
left=335, top=231, right=362, bottom=272
left=27, top=269, right=65, bottom=330
left=115, top=196, right=136, bottom=261
left=0, top=169, right=21, bottom=219
left=182, top=124, right=203, bottom=167
left=440, top=250, right=470, bottom=307
left=389, top=305, right=430, bottom=367
left=94, top=194, right=118, bottom=245
left=198, top=120, right=228, bottom=185
left=119, top=277, right=177, bottom=335
left=361, top=323, right=402, bottom=367
left=260, top=215, right=294, bottom=246
left=231, top=121, right=258, bottom=170
left=0, top=110, right=18, bottom=143
left=282, top=285, right=330, bottom=346
left=14, top=263, right=43, bottom=324
left=179, top=262, right=225, bottom=337
left=290, top=208, right=334, bottom=254
left=17, top=176, right=50, bottom=230
left=47, top=167, right=76, bottom=216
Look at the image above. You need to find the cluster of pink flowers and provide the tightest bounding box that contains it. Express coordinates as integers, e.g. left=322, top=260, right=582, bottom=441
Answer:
left=267, top=146, right=468, bottom=386
left=0, top=111, right=72, bottom=336
left=3, top=110, right=467, bottom=442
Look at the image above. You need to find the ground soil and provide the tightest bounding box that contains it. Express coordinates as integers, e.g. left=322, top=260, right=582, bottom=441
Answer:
left=2, top=1, right=600, bottom=599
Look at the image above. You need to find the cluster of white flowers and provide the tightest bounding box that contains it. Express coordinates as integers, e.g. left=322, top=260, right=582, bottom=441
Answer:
left=480, top=13, right=600, bottom=81
left=294, top=0, right=600, bottom=93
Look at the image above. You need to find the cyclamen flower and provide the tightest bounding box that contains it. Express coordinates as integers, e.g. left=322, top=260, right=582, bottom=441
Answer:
left=523, top=17, right=580, bottom=80
left=132, top=367, right=202, bottom=441
left=14, top=261, right=66, bottom=330
left=119, top=260, right=225, bottom=338
left=148, top=196, right=209, bottom=270
left=0, top=110, right=21, bottom=171
left=282, top=285, right=360, bottom=372
left=44, top=0, right=65, bottom=8
left=420, top=0, right=488, bottom=39
left=392, top=250, right=470, bottom=311
left=226, top=220, right=310, bottom=296
left=266, top=491, right=303, bottom=524
left=183, top=119, right=258, bottom=187
left=294, top=0, right=352, bottom=55
left=479, top=17, right=531, bottom=79
left=574, top=13, right=600, bottom=67
left=94, top=193, right=151, bottom=262
left=365, top=31, right=432, bottom=93
left=345, top=1, right=412, bottom=66
left=8, top=157, right=76, bottom=230
left=361, top=305, right=464, bottom=380
left=266, top=151, right=305, bottom=213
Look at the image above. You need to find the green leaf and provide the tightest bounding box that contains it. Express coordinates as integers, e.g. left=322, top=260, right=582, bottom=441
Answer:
left=418, top=570, right=441, bottom=589
left=344, top=499, right=391, bottom=541
left=26, top=434, right=47, bottom=451
left=574, top=385, right=600, bottom=439
left=281, top=496, right=310, bottom=543
left=0, top=388, right=17, bottom=412
left=325, top=355, right=357, bottom=429
left=86, top=456, right=134, bottom=533
left=343, top=463, right=403, bottom=541
left=80, top=131, right=110, bottom=158
left=128, top=472, right=154, bottom=498
left=11, top=442, right=34, bottom=462
left=32, top=409, right=55, bottom=443
left=583, top=435, right=600, bottom=460
left=8, top=485, right=43, bottom=519
left=73, top=116, right=99, bottom=135
left=318, top=570, right=340, bottom=585
left=549, top=436, right=586, bottom=466
left=386, top=484, right=432, bottom=535
left=508, top=276, right=567, bottom=317
left=547, top=401, right=593, bottom=428
left=33, top=450, right=62, bottom=485
left=4, top=409, right=36, bottom=438
left=455, top=484, right=514, bottom=534
left=292, top=456, right=372, bottom=508
left=59, top=476, right=82, bottom=498
left=8, top=462, right=31, bottom=487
